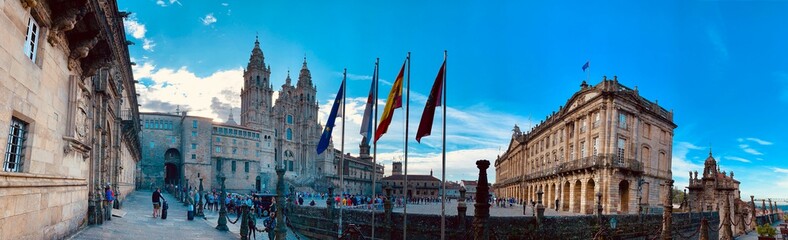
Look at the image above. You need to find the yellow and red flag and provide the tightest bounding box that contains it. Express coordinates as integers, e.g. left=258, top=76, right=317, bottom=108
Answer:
left=374, top=61, right=405, bottom=143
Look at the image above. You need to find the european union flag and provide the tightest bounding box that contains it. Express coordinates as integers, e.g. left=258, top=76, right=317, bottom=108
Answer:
left=316, top=80, right=345, bottom=154
left=582, top=61, right=590, bottom=72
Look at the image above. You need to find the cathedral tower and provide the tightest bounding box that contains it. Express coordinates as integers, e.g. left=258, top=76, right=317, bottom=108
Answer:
left=240, top=37, right=274, bottom=131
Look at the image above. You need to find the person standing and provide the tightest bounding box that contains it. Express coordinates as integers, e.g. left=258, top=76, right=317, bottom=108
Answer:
left=105, top=185, right=115, bottom=221
left=264, top=211, right=277, bottom=240
left=152, top=188, right=163, bottom=218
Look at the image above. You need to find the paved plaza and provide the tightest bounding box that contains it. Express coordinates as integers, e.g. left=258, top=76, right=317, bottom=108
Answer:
left=67, top=190, right=299, bottom=240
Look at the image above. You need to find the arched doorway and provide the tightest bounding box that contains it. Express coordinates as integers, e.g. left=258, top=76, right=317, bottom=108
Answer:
left=619, top=180, right=630, bottom=213
left=163, top=148, right=181, bottom=185
left=573, top=180, right=582, bottom=213
left=585, top=179, right=596, bottom=214
left=164, top=163, right=178, bottom=184
left=562, top=181, right=570, bottom=211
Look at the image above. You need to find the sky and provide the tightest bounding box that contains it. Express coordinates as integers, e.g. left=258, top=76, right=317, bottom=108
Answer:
left=119, top=0, right=788, bottom=199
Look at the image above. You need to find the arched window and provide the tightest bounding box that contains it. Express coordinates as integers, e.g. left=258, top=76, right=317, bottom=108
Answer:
left=287, top=115, right=293, bottom=124
left=286, top=128, right=292, bottom=140
left=256, top=76, right=260, bottom=85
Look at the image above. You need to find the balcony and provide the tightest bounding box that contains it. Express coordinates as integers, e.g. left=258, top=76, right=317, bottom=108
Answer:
left=524, top=154, right=643, bottom=181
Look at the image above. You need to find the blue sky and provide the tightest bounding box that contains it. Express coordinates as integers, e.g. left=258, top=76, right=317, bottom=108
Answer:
left=120, top=0, right=788, bottom=199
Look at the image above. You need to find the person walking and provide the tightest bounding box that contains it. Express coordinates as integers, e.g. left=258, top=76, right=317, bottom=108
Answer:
left=105, top=184, right=115, bottom=221
left=152, top=188, right=163, bottom=218
left=264, top=211, right=277, bottom=240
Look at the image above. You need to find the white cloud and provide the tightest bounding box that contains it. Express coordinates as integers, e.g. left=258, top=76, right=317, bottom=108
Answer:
left=738, top=144, right=764, bottom=156
left=142, top=39, right=156, bottom=51
left=221, top=3, right=229, bottom=6
left=201, top=13, right=217, bottom=25
left=724, top=156, right=751, bottom=163
left=671, top=142, right=704, bottom=190
left=156, top=0, right=181, bottom=7
left=745, top=137, right=773, bottom=145
left=132, top=59, right=243, bottom=120
left=156, top=0, right=165, bottom=6
left=123, top=18, right=146, bottom=39
left=772, top=167, right=788, bottom=174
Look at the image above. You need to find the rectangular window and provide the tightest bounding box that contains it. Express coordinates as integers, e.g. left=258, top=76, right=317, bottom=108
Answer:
left=232, top=147, right=237, bottom=154
left=216, top=160, right=222, bottom=171
left=619, top=113, right=627, bottom=129
left=171, top=137, right=176, bottom=144
left=232, top=161, right=236, bottom=172
left=569, top=145, right=575, bottom=160
left=192, top=120, right=198, bottom=128
left=4, top=118, right=28, bottom=172
left=215, top=146, right=221, bottom=153
left=191, top=131, right=197, bottom=137
left=256, top=142, right=260, bottom=147
left=643, top=123, right=651, bottom=138
left=23, top=17, right=39, bottom=61
left=593, top=137, right=599, bottom=156
left=617, top=138, right=626, bottom=162
left=580, top=119, right=587, bottom=133
left=245, top=162, right=250, bottom=172
left=593, top=112, right=601, bottom=128
left=191, top=143, right=197, bottom=149
left=191, top=154, right=196, bottom=159
left=216, top=137, right=221, bottom=142
left=580, top=141, right=586, bottom=158
left=149, top=141, right=155, bottom=149
left=243, top=149, right=248, bottom=155
left=288, top=161, right=293, bottom=171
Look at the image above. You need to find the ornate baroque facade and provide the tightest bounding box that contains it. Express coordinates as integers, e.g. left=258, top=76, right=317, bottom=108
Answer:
left=494, top=77, right=676, bottom=214
left=138, top=39, right=383, bottom=195
left=0, top=0, right=141, bottom=238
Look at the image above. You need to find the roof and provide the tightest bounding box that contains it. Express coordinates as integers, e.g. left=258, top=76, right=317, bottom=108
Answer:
left=381, top=174, right=440, bottom=182
left=461, top=180, right=478, bottom=186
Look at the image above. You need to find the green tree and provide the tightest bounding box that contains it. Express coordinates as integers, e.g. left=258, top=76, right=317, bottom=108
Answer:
left=671, top=187, right=685, bottom=205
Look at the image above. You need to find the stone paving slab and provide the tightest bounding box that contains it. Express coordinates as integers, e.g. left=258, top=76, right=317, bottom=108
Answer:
left=67, top=190, right=240, bottom=240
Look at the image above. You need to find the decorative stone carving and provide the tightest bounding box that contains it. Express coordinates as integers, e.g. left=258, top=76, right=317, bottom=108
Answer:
left=20, top=0, right=38, bottom=9
left=48, top=7, right=87, bottom=46
left=68, top=36, right=100, bottom=70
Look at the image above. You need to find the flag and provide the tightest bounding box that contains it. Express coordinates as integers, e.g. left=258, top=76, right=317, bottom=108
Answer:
left=374, top=61, right=405, bottom=143
left=316, top=80, right=345, bottom=154
left=582, top=61, right=590, bottom=72
left=360, top=65, right=377, bottom=144
left=416, top=59, right=445, bottom=143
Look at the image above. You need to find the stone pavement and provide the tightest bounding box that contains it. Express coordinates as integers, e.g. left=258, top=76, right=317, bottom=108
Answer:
left=67, top=190, right=239, bottom=240
left=736, top=220, right=785, bottom=240
left=201, top=206, right=301, bottom=240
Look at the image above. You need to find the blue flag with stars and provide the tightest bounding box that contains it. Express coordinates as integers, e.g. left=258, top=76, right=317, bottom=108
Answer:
left=317, top=80, right=345, bottom=154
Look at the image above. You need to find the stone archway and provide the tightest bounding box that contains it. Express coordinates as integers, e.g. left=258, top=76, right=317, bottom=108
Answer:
left=586, top=179, right=596, bottom=214
left=163, top=148, right=182, bottom=186
left=619, top=180, right=630, bottom=213
left=164, top=163, right=178, bottom=185
left=573, top=180, right=582, bottom=213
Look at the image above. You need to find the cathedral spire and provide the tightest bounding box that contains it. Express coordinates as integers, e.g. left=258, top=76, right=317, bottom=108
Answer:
left=285, top=70, right=292, bottom=85
left=298, top=55, right=312, bottom=87
left=227, top=109, right=237, bottom=125
left=247, top=37, right=265, bottom=70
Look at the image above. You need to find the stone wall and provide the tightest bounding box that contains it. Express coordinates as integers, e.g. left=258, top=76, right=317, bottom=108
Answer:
left=287, top=204, right=720, bottom=240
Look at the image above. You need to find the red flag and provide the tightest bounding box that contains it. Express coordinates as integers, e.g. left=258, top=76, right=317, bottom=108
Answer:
left=374, top=61, right=405, bottom=142
left=416, top=60, right=445, bottom=143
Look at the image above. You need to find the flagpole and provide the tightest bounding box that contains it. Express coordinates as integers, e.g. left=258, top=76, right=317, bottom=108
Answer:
left=440, top=50, right=447, bottom=240
left=339, top=69, right=347, bottom=238
left=403, top=52, right=411, bottom=240
left=586, top=60, right=590, bottom=82
left=371, top=58, right=379, bottom=240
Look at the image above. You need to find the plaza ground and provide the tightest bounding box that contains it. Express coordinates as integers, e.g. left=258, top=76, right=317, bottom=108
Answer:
left=67, top=190, right=298, bottom=240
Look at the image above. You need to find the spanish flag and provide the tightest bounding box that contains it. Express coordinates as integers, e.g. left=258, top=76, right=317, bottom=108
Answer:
left=374, top=61, right=405, bottom=143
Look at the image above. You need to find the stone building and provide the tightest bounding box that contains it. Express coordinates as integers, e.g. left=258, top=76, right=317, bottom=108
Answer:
left=324, top=140, right=385, bottom=195
left=0, top=0, right=141, bottom=238
left=137, top=38, right=387, bottom=194
left=685, top=150, right=752, bottom=235
left=381, top=162, right=441, bottom=198
left=493, top=77, right=676, bottom=214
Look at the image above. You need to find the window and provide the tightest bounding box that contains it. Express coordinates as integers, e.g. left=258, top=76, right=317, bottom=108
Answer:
left=580, top=119, right=587, bottom=133
left=286, top=128, right=292, bottom=140
left=216, top=159, right=222, bottom=171
left=256, top=142, right=260, bottom=147
left=232, top=147, right=237, bottom=154
left=593, top=112, right=601, bottom=128
left=216, top=137, right=221, bottom=142
left=593, top=137, right=599, bottom=156
left=145, top=120, right=150, bottom=128
left=191, top=154, right=196, bottom=159
left=642, top=123, right=651, bottom=138
left=569, top=145, right=575, bottom=160
left=149, top=141, right=155, bottom=149
left=641, top=146, right=651, bottom=165
left=23, top=17, right=39, bottom=61
left=191, top=143, right=197, bottom=149
left=618, top=113, right=627, bottom=129
left=288, top=161, right=293, bottom=171
left=233, top=139, right=237, bottom=144
left=192, top=131, right=197, bottom=137
left=287, top=115, right=293, bottom=124
left=580, top=142, right=586, bottom=158
left=243, top=149, right=248, bottom=155
left=4, top=118, right=28, bottom=172
left=215, top=146, right=221, bottom=153
left=192, top=120, right=198, bottom=128
left=617, top=138, right=626, bottom=162
left=232, top=161, right=237, bottom=172
left=245, top=162, right=250, bottom=172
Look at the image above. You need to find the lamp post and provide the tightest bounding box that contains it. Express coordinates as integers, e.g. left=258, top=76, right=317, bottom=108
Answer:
left=216, top=173, right=228, bottom=231
left=196, top=178, right=204, bottom=218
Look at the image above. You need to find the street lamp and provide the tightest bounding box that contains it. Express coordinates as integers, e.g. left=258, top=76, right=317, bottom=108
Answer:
left=215, top=173, right=228, bottom=231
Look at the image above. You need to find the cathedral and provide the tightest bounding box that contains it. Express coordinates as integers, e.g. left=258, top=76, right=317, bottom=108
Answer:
left=137, top=38, right=382, bottom=194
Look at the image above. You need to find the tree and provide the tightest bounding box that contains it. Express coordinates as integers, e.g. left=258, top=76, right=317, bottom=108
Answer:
left=671, top=187, right=685, bottom=205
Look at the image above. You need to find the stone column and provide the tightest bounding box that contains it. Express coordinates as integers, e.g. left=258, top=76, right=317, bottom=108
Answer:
left=750, top=196, right=757, bottom=231
left=660, top=180, right=673, bottom=240
left=240, top=206, right=250, bottom=240
left=384, top=186, right=393, bottom=240
left=536, top=189, right=545, bottom=222
left=196, top=178, right=204, bottom=218
left=473, top=160, right=491, bottom=240
left=275, top=167, right=287, bottom=240
left=720, top=191, right=733, bottom=240
left=769, top=199, right=774, bottom=222
left=458, top=186, right=467, bottom=229
left=699, top=217, right=709, bottom=240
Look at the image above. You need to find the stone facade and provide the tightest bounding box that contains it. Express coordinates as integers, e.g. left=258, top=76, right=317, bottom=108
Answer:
left=137, top=39, right=383, bottom=194
left=325, top=141, right=385, bottom=195
left=0, top=0, right=141, bottom=238
left=381, top=162, right=441, bottom=198
left=686, top=151, right=750, bottom=235
left=494, top=77, right=676, bottom=215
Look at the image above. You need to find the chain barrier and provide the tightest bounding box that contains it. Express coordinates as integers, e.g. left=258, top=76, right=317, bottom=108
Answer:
left=673, top=223, right=702, bottom=240
left=226, top=212, right=241, bottom=224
